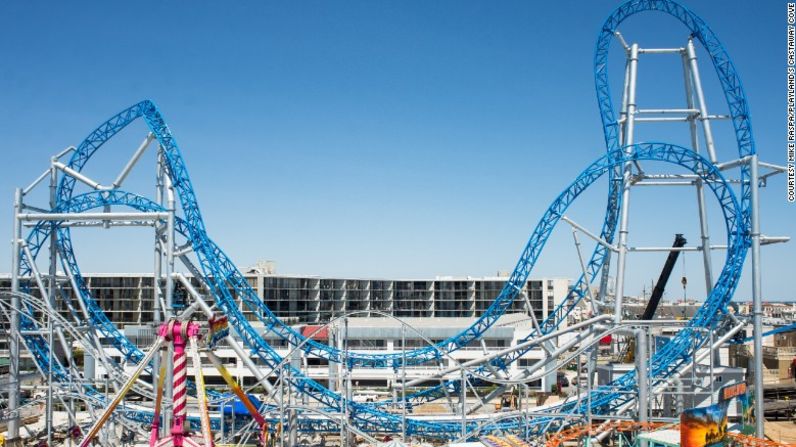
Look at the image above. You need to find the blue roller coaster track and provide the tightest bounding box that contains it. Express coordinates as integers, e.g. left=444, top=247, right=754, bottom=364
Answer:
left=13, top=0, right=757, bottom=440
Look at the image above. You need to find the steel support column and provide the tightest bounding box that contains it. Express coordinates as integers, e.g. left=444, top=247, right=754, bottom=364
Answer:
left=750, top=154, right=764, bottom=437
left=613, top=43, right=639, bottom=324
left=683, top=40, right=716, bottom=298
left=47, top=162, right=57, bottom=446
left=8, top=188, right=22, bottom=440
left=636, top=329, right=648, bottom=447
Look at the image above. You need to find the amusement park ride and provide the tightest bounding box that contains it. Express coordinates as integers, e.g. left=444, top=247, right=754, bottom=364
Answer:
left=1, top=0, right=791, bottom=445
left=76, top=318, right=268, bottom=447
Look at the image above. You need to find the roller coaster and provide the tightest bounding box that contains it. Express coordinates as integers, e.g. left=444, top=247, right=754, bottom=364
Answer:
left=2, top=0, right=791, bottom=445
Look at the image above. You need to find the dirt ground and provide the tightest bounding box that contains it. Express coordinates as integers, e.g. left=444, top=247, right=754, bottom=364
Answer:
left=765, top=421, right=796, bottom=444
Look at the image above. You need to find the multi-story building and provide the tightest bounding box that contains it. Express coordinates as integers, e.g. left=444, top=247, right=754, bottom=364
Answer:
left=250, top=272, right=568, bottom=323
left=0, top=272, right=569, bottom=326
left=0, top=272, right=571, bottom=392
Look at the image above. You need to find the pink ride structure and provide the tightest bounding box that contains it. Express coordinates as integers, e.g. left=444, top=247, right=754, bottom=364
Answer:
left=78, top=319, right=214, bottom=447
left=150, top=320, right=213, bottom=447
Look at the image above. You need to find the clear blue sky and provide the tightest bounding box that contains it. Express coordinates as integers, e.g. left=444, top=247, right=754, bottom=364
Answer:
left=0, top=1, right=792, bottom=302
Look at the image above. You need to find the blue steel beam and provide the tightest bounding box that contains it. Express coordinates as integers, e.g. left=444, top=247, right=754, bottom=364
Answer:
left=387, top=0, right=758, bottom=410
left=14, top=0, right=758, bottom=439
left=25, top=142, right=745, bottom=438
left=17, top=136, right=748, bottom=439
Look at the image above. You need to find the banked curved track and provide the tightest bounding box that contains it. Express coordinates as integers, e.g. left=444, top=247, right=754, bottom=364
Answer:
left=14, top=0, right=755, bottom=439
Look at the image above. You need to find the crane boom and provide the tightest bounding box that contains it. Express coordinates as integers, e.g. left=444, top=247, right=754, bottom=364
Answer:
left=641, top=234, right=687, bottom=320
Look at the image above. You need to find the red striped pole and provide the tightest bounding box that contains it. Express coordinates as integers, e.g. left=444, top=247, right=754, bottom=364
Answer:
left=157, top=320, right=201, bottom=446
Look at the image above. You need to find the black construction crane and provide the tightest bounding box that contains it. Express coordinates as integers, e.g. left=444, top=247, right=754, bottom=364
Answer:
left=641, top=233, right=687, bottom=320
left=623, top=234, right=688, bottom=363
